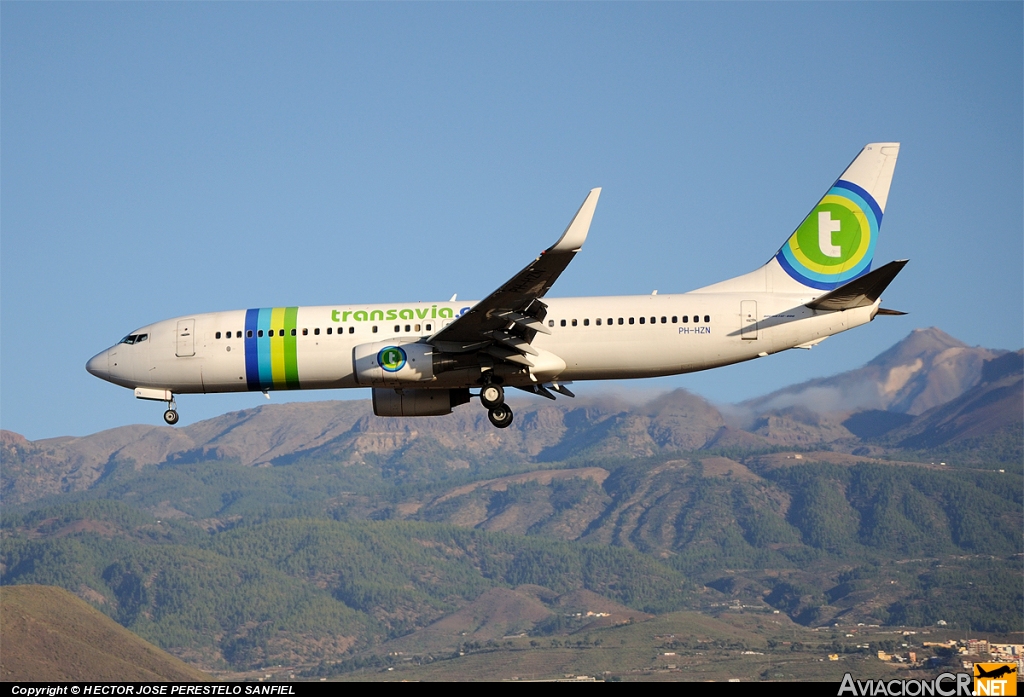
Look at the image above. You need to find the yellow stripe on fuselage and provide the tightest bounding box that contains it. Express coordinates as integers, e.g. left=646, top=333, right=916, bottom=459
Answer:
left=271, top=306, right=286, bottom=385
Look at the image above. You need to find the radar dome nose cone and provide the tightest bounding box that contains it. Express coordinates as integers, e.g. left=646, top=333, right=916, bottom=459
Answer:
left=86, top=351, right=109, bottom=379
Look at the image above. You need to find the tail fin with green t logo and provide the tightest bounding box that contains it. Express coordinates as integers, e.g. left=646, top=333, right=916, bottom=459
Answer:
left=774, top=143, right=900, bottom=290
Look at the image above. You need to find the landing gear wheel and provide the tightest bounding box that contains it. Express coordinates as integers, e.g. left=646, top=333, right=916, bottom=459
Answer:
left=480, top=383, right=505, bottom=409
left=163, top=409, right=179, bottom=425
left=487, top=404, right=514, bottom=429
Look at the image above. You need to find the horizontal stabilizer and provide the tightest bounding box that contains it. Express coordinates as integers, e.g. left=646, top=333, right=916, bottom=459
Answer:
left=806, top=259, right=908, bottom=311
left=876, top=308, right=908, bottom=316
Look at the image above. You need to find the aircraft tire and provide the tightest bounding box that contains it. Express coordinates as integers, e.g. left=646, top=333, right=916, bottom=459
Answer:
left=163, top=409, right=179, bottom=425
left=487, top=404, right=513, bottom=429
left=480, top=383, right=505, bottom=409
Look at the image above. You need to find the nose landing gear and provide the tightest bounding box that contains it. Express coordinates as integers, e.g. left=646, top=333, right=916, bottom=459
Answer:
left=163, top=397, right=179, bottom=425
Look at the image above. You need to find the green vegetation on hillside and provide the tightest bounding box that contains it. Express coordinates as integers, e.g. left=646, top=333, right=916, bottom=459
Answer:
left=2, top=415, right=1020, bottom=672
left=2, top=501, right=690, bottom=669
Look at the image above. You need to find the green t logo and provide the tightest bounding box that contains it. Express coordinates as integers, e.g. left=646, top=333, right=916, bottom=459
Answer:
left=378, top=346, right=407, bottom=372
left=818, top=211, right=842, bottom=257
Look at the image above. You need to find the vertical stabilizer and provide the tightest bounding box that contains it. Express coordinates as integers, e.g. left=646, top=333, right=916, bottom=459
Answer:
left=773, top=143, right=900, bottom=291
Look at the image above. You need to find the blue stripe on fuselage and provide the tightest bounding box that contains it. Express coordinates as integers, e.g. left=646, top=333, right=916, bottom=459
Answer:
left=257, top=308, right=272, bottom=388
left=244, top=309, right=260, bottom=390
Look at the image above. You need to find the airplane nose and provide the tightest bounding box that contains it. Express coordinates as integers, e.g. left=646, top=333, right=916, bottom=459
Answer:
left=86, top=350, right=109, bottom=379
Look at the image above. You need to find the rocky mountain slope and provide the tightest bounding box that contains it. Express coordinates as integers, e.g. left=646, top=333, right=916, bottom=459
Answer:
left=741, top=327, right=1003, bottom=416
left=0, top=584, right=212, bottom=681
left=1, top=330, right=1020, bottom=671
left=3, top=329, right=1017, bottom=507
left=886, top=349, right=1023, bottom=452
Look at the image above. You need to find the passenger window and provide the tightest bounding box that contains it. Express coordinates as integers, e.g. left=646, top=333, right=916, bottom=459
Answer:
left=314, top=328, right=320, bottom=336
left=424, top=324, right=430, bottom=332
left=247, top=330, right=253, bottom=338
left=258, top=330, right=264, bottom=337
left=661, top=317, right=667, bottom=324
left=704, top=315, right=710, bottom=323
left=651, top=317, right=656, bottom=324
left=216, top=332, right=222, bottom=339
left=560, top=319, right=566, bottom=327
left=629, top=317, right=635, bottom=325
left=583, top=319, right=589, bottom=326
left=548, top=320, right=555, bottom=327
left=618, top=318, right=623, bottom=325
left=394, top=325, right=400, bottom=332
left=291, top=329, right=296, bottom=336
left=639, top=317, right=645, bottom=324
left=372, top=326, right=378, bottom=333
left=415, top=324, right=421, bottom=332
left=302, top=328, right=308, bottom=336
left=683, top=316, right=689, bottom=323
left=405, top=324, right=411, bottom=332
left=672, top=316, right=677, bottom=324
left=608, top=318, right=613, bottom=325
left=571, top=319, right=578, bottom=327
left=349, top=326, right=355, bottom=334
left=236, top=331, right=242, bottom=338
left=596, top=318, right=602, bottom=326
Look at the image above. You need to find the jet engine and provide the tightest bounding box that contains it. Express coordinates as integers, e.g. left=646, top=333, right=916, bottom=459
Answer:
left=353, top=340, right=479, bottom=386
left=371, top=387, right=471, bottom=417
left=353, top=340, right=437, bottom=386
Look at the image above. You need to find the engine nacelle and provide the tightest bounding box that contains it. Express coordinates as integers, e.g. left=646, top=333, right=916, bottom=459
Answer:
left=354, top=340, right=436, bottom=386
left=371, top=388, right=471, bottom=417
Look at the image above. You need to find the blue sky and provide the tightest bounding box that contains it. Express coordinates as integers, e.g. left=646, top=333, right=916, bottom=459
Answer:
left=2, top=3, right=1021, bottom=439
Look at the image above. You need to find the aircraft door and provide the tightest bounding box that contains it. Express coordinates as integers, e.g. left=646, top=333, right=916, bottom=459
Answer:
left=176, top=319, right=196, bottom=357
left=740, top=301, right=757, bottom=340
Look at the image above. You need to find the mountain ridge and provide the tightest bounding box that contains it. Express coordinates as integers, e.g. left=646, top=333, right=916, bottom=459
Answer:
left=2, top=328, right=1019, bottom=509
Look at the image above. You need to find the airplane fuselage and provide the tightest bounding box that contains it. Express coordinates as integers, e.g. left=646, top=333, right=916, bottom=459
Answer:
left=86, top=143, right=901, bottom=427
left=89, top=291, right=876, bottom=395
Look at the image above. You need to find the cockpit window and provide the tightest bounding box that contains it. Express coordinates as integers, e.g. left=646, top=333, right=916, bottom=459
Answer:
left=119, top=333, right=149, bottom=345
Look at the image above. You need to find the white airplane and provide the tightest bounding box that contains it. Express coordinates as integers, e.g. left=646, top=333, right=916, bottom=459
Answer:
left=87, top=143, right=906, bottom=429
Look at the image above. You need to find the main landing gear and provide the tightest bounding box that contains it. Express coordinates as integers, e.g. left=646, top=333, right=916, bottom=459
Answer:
left=479, top=380, right=513, bottom=428
left=163, top=398, right=179, bottom=425
left=487, top=403, right=514, bottom=428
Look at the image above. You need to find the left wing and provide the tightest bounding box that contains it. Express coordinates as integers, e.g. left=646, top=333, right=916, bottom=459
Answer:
left=428, top=188, right=601, bottom=362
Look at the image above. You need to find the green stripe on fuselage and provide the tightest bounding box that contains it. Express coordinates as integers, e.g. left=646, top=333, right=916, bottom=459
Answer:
left=284, top=306, right=299, bottom=389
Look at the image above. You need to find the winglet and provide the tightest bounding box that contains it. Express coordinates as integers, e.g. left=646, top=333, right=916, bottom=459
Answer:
left=548, top=188, right=601, bottom=253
